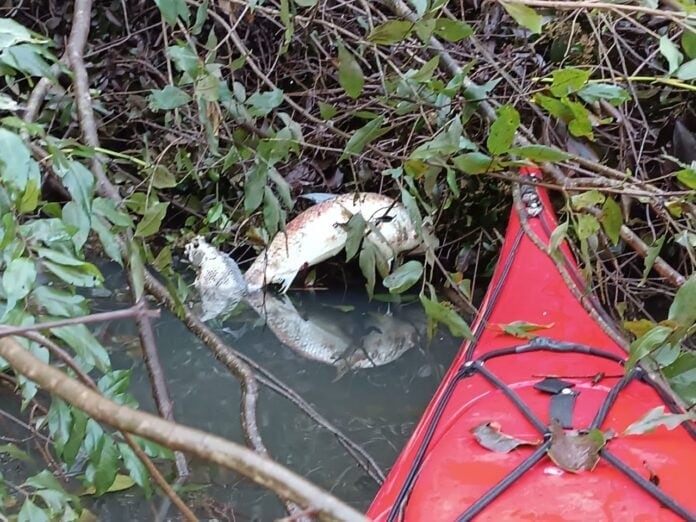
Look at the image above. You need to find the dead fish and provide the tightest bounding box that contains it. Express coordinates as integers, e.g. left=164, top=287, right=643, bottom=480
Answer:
left=244, top=193, right=421, bottom=292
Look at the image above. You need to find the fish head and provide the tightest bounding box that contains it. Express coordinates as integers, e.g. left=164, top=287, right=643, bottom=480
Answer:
left=185, top=235, right=215, bottom=268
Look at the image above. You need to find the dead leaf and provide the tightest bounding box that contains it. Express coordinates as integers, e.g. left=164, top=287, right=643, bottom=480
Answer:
left=471, top=422, right=541, bottom=453
left=498, top=320, right=555, bottom=339
left=547, top=420, right=614, bottom=473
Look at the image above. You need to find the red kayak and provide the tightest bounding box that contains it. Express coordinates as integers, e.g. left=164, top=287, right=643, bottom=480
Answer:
left=368, top=167, right=696, bottom=521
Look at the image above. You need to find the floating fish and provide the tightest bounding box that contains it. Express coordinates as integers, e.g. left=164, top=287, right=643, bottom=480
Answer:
left=244, top=192, right=422, bottom=292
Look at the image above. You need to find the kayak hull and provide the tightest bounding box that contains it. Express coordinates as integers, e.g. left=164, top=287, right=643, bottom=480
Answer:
left=368, top=170, right=696, bottom=521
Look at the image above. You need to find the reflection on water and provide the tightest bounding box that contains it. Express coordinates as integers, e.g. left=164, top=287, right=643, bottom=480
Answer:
left=1, top=264, right=462, bottom=520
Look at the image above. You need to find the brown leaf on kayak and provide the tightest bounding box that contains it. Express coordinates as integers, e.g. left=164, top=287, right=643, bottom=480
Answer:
left=497, top=320, right=555, bottom=339
left=547, top=420, right=615, bottom=473
left=471, top=422, right=541, bottom=453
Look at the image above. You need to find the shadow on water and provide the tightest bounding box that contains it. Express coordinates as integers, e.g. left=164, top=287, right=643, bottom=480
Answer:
left=2, top=262, right=463, bottom=521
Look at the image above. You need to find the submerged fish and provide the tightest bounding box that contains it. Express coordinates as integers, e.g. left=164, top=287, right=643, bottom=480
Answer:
left=244, top=192, right=421, bottom=292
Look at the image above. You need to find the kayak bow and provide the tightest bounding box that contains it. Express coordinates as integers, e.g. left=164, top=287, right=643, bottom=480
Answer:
left=368, top=167, right=696, bottom=521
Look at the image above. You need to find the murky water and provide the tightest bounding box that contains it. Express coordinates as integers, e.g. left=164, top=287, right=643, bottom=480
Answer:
left=2, top=262, right=463, bottom=520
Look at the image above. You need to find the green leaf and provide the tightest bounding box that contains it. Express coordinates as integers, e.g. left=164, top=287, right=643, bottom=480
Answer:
left=263, top=186, right=281, bottom=237
left=337, top=42, right=364, bottom=99
left=35, top=247, right=87, bottom=267
left=0, top=18, right=42, bottom=48
left=318, top=102, right=337, bottom=120
left=571, top=190, right=605, bottom=210
left=565, top=99, right=594, bottom=139
left=51, top=324, right=110, bottom=372
left=575, top=214, right=600, bottom=241
left=663, top=352, right=696, bottom=405
left=642, top=234, right=665, bottom=279
left=340, top=116, right=385, bottom=161
left=62, top=201, right=91, bottom=250
left=432, top=19, right=473, bottom=42
left=148, top=85, right=191, bottom=110
left=92, top=218, right=123, bottom=266
left=682, top=30, right=696, bottom=59
left=414, top=19, right=436, bottom=41
left=627, top=325, right=673, bottom=371
left=53, top=160, right=95, bottom=215
left=17, top=217, right=68, bottom=246
left=128, top=239, right=145, bottom=300
left=2, top=257, right=36, bottom=314
left=549, top=68, right=590, bottom=97
left=487, top=105, right=520, bottom=155
left=151, top=165, right=178, bottom=189
left=659, top=35, right=683, bottom=74
left=501, top=2, right=543, bottom=34
left=345, top=213, right=367, bottom=261
left=294, top=0, right=318, bottom=6
left=244, top=163, right=267, bottom=213
left=383, top=260, right=423, bottom=294
left=535, top=94, right=573, bottom=120
left=600, top=197, right=622, bottom=246
left=548, top=221, right=569, bottom=254
left=134, top=202, right=169, bottom=237
left=578, top=83, right=630, bottom=105
left=410, top=118, right=473, bottom=160
left=411, top=56, right=439, bottom=82
left=409, top=0, right=428, bottom=17
left=420, top=293, right=473, bottom=340
left=87, top=436, right=119, bottom=496
left=247, top=88, right=284, bottom=117
left=18, top=498, right=49, bottom=522
left=167, top=44, right=200, bottom=78
left=675, top=167, right=696, bottom=189
left=42, top=261, right=103, bottom=288
left=1, top=44, right=54, bottom=78
left=154, top=0, right=190, bottom=26
left=668, top=274, right=696, bottom=330
left=93, top=198, right=133, bottom=227
left=359, top=242, right=377, bottom=299
left=509, top=145, right=569, bottom=162
left=498, top=320, right=554, bottom=339
left=19, top=178, right=40, bottom=213
left=675, top=59, right=696, bottom=80
left=62, top=409, right=87, bottom=467
left=118, top=443, right=152, bottom=495
left=0, top=443, right=32, bottom=462
left=367, top=20, right=413, bottom=45
left=624, top=406, right=693, bottom=436
left=453, top=152, right=496, bottom=174
left=0, top=128, right=41, bottom=194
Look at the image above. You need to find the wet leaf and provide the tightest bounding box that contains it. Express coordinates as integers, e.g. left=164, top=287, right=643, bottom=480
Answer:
left=498, top=320, right=554, bottom=339
left=550, top=68, right=590, bottom=97
left=420, top=293, right=473, bottom=340
left=248, top=88, right=284, bottom=117
left=154, top=0, right=190, bottom=27
left=2, top=257, right=36, bottom=314
left=624, top=406, right=694, bottom=436
left=384, top=260, right=423, bottom=294
left=367, top=21, right=413, bottom=45
left=675, top=167, right=696, bottom=189
left=337, top=42, right=364, bottom=98
left=148, top=85, right=190, bottom=110
left=453, top=152, right=496, bottom=174
left=547, top=421, right=610, bottom=473
left=487, top=104, right=520, bottom=155
left=471, top=422, right=540, bottom=453
left=134, top=202, right=168, bottom=238
left=509, top=145, right=569, bottom=162
left=642, top=234, right=665, bottom=280
left=433, top=19, right=473, bottom=42
left=600, top=197, right=622, bottom=246
left=340, top=116, right=385, bottom=161
left=626, top=325, right=673, bottom=372
left=501, top=2, right=543, bottom=34
left=659, top=35, right=683, bottom=74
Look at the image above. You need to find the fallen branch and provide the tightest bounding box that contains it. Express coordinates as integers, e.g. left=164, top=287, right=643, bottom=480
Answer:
left=0, top=336, right=368, bottom=522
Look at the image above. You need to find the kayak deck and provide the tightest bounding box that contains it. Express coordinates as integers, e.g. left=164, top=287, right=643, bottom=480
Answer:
left=368, top=169, right=696, bottom=521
